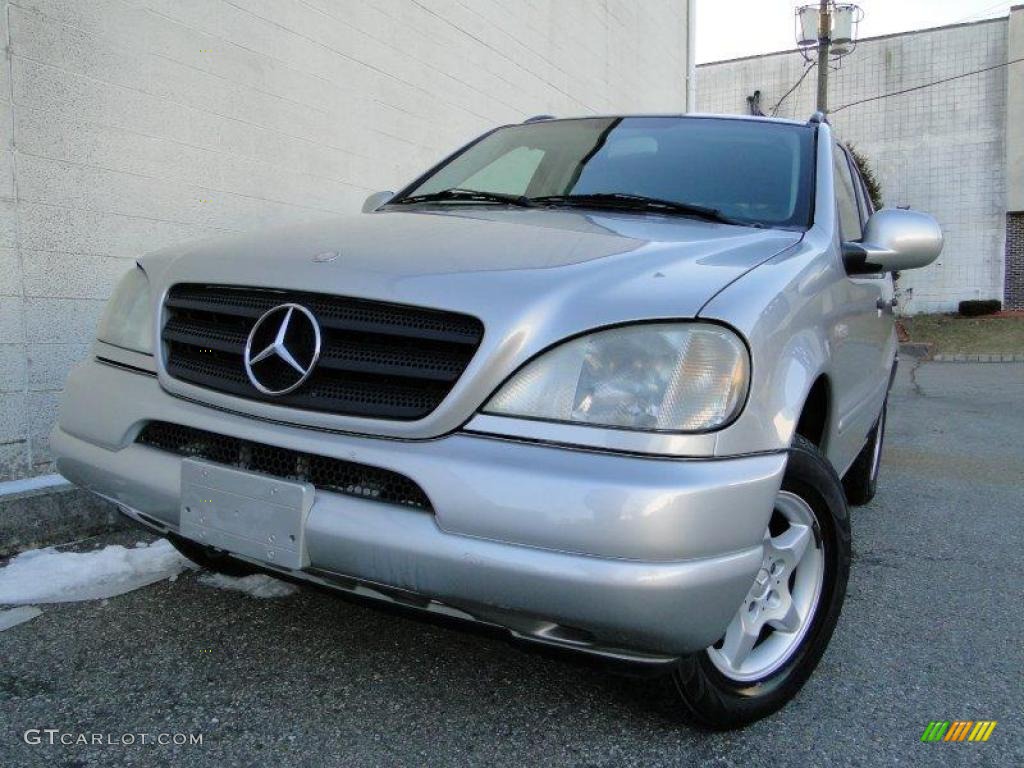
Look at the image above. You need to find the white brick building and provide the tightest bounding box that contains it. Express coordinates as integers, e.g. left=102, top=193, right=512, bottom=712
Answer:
left=698, top=12, right=1023, bottom=316
left=0, top=0, right=691, bottom=482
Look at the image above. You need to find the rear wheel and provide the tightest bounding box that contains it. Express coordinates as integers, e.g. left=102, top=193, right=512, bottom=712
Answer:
left=670, top=435, right=851, bottom=729
left=843, top=401, right=887, bottom=506
left=167, top=534, right=259, bottom=577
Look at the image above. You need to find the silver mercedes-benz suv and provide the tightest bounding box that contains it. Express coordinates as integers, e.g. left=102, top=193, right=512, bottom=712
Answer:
left=52, top=114, right=941, bottom=727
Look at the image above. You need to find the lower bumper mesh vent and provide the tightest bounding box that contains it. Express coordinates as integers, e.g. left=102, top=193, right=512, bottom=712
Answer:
left=137, top=421, right=432, bottom=511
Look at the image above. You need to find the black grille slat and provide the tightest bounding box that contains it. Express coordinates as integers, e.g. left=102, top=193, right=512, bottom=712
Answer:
left=313, top=310, right=482, bottom=346
left=165, top=287, right=482, bottom=345
left=137, top=421, right=432, bottom=511
left=162, top=284, right=483, bottom=420
left=163, top=317, right=248, bottom=355
left=318, top=338, right=470, bottom=382
left=163, top=320, right=468, bottom=382
left=164, top=345, right=450, bottom=419
left=164, top=293, right=275, bottom=320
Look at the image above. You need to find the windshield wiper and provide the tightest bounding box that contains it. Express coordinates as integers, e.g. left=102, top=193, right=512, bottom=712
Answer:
left=390, top=188, right=534, bottom=207
left=391, top=188, right=750, bottom=225
left=530, top=193, right=744, bottom=225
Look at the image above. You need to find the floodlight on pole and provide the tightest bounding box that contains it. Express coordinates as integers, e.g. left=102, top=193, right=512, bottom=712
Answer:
left=794, top=1, right=863, bottom=113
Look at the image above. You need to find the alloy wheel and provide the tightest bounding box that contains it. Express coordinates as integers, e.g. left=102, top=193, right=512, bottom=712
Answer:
left=706, top=491, right=825, bottom=682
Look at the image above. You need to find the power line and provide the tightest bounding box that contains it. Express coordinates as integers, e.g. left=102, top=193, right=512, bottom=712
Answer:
left=831, top=57, right=1024, bottom=113
left=951, top=1, right=1010, bottom=25
left=771, top=62, right=816, bottom=116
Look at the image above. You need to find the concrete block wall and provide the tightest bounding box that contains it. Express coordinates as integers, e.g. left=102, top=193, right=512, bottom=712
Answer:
left=1007, top=5, right=1024, bottom=213
left=1005, top=7, right=1024, bottom=309
left=697, top=18, right=1009, bottom=315
left=0, top=0, right=689, bottom=481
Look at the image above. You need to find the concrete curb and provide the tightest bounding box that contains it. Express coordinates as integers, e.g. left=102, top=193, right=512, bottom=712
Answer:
left=931, top=353, right=1024, bottom=363
left=898, top=342, right=933, bottom=359
left=899, top=344, right=1024, bottom=363
left=0, top=478, right=127, bottom=557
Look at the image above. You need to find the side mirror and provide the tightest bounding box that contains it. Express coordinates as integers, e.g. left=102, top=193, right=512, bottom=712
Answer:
left=842, top=208, right=943, bottom=274
left=362, top=190, right=394, bottom=213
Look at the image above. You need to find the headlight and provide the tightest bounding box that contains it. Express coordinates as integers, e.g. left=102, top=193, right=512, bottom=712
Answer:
left=96, top=267, right=153, bottom=354
left=484, top=323, right=749, bottom=432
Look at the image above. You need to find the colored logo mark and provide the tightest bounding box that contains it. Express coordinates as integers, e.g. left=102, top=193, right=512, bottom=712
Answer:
left=921, top=721, right=997, bottom=742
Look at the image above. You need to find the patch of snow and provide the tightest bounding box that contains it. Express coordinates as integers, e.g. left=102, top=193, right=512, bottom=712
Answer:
left=0, top=539, right=192, bottom=605
left=199, top=572, right=298, bottom=598
left=0, top=605, right=42, bottom=631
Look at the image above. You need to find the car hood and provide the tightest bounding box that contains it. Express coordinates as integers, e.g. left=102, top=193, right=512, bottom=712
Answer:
left=144, top=207, right=801, bottom=438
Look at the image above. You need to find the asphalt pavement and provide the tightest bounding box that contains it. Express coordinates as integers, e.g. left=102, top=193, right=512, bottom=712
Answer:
left=2, top=360, right=1022, bottom=767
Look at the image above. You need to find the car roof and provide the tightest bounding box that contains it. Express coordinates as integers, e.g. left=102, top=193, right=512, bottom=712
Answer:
left=519, top=113, right=812, bottom=128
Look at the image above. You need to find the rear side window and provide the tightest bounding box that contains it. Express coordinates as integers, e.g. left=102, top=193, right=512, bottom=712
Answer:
left=833, top=147, right=863, bottom=242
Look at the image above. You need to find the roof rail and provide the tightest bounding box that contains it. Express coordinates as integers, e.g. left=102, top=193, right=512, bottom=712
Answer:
left=523, top=114, right=556, bottom=123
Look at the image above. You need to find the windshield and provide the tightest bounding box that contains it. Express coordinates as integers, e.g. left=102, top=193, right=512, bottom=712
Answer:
left=396, top=117, right=816, bottom=229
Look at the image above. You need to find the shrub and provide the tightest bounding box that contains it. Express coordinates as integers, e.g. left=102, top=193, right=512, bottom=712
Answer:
left=845, top=143, right=883, bottom=211
left=958, top=299, right=1001, bottom=317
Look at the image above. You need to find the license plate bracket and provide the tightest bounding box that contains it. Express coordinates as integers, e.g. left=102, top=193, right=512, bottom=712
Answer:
left=180, top=458, right=314, bottom=570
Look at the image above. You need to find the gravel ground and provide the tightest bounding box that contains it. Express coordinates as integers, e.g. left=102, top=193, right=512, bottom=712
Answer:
left=2, top=361, right=1022, bottom=767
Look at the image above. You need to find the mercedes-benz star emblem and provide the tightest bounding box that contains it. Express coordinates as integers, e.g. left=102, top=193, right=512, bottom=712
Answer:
left=244, top=303, right=322, bottom=396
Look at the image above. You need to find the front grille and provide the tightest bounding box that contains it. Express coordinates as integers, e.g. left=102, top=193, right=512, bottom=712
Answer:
left=137, top=421, right=432, bottom=511
left=162, top=284, right=484, bottom=420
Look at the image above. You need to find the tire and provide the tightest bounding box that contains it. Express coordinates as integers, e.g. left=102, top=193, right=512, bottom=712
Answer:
left=167, top=534, right=259, bottom=577
left=670, top=435, right=851, bottom=729
left=842, top=400, right=886, bottom=506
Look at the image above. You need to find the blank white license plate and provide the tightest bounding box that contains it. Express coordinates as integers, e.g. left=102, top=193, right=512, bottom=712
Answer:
left=179, top=458, right=314, bottom=570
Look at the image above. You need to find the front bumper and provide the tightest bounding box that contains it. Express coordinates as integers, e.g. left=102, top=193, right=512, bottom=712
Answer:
left=52, top=358, right=787, bottom=659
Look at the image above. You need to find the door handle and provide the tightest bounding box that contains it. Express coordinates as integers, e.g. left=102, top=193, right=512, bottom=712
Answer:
left=876, top=297, right=897, bottom=313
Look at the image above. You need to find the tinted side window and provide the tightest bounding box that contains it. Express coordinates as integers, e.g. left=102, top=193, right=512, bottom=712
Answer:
left=852, top=162, right=875, bottom=217
left=833, top=147, right=863, bottom=242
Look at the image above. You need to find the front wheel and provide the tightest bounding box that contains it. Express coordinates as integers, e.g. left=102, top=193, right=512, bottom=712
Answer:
left=670, top=435, right=851, bottom=729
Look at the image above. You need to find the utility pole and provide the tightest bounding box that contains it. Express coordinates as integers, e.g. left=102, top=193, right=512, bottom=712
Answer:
left=815, top=0, right=831, bottom=113
left=685, top=0, right=696, bottom=112
left=796, top=2, right=860, bottom=114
